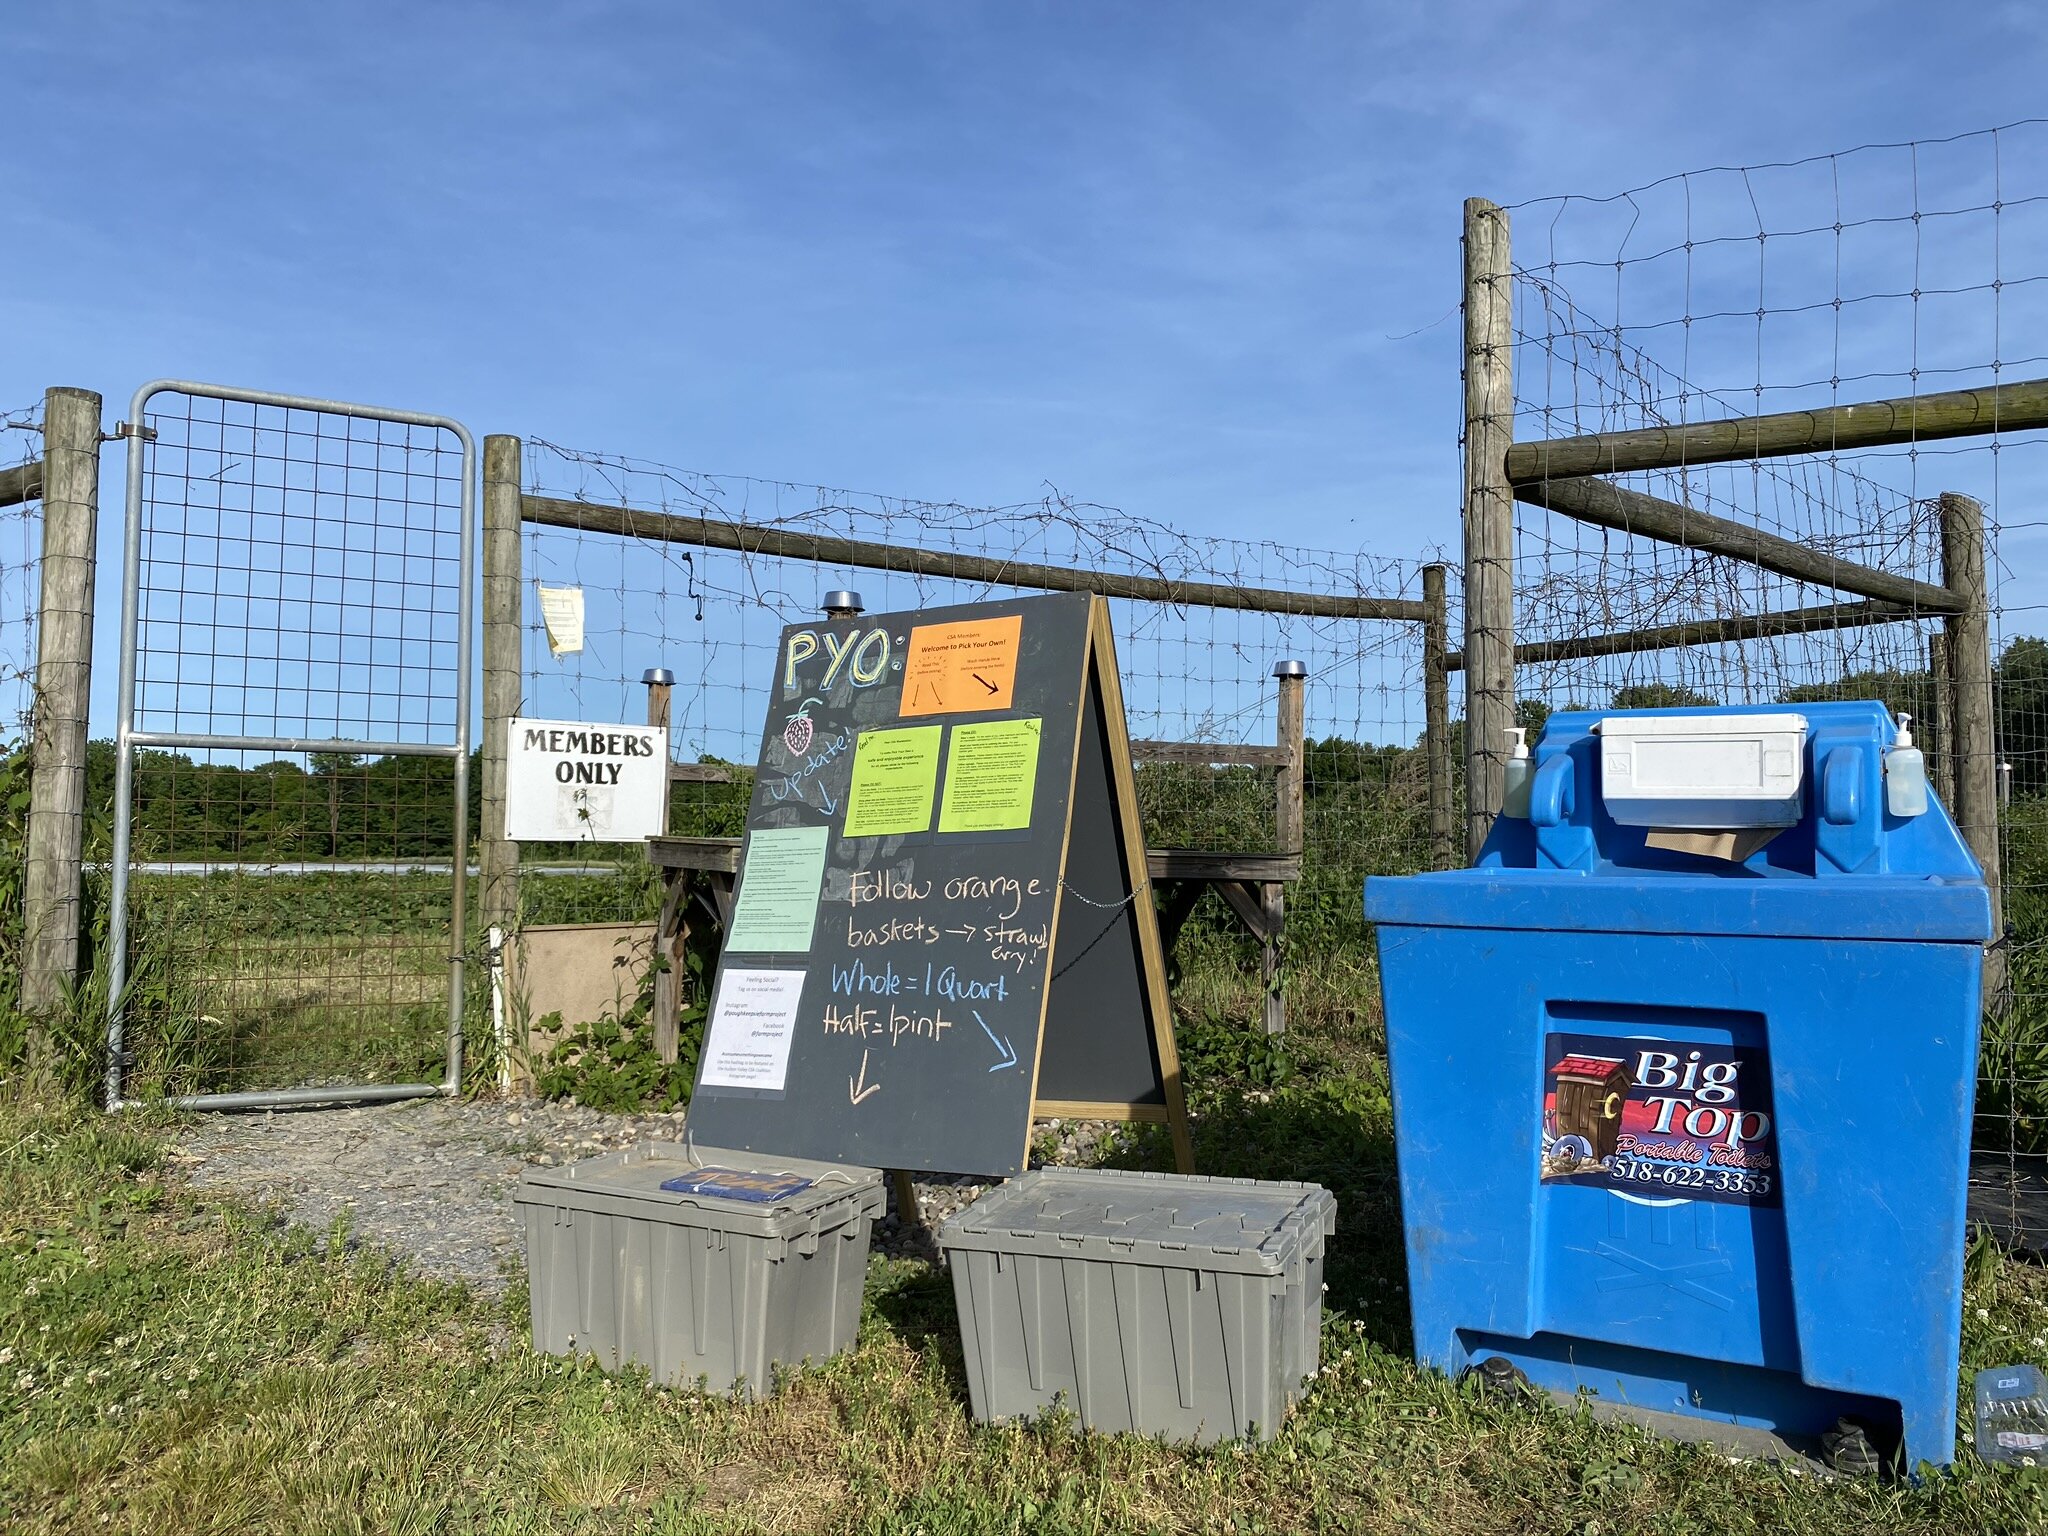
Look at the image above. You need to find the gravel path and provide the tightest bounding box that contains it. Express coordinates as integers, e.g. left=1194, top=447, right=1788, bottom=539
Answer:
left=171, top=1096, right=1112, bottom=1295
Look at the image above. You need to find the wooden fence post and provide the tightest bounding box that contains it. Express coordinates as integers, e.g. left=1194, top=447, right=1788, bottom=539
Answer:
left=1422, top=562, right=1455, bottom=869
left=1462, top=197, right=1516, bottom=862
left=480, top=435, right=524, bottom=1079
left=1267, top=660, right=1307, bottom=1037
left=1939, top=491, right=2004, bottom=1002
left=21, top=386, right=101, bottom=1034
left=1273, top=662, right=1306, bottom=857
left=645, top=666, right=686, bottom=1066
left=644, top=666, right=674, bottom=829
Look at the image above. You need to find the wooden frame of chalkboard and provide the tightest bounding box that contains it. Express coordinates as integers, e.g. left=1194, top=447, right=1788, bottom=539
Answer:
left=683, top=592, right=1193, bottom=1178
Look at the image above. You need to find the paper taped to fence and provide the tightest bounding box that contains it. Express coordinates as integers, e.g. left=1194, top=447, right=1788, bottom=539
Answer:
left=537, top=585, right=585, bottom=656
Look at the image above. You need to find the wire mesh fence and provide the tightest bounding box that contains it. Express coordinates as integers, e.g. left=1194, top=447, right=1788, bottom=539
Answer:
left=0, top=397, right=45, bottom=1029
left=113, top=388, right=471, bottom=1100
left=1497, top=121, right=2048, bottom=1194
left=1, top=398, right=44, bottom=742
left=511, top=440, right=1449, bottom=1046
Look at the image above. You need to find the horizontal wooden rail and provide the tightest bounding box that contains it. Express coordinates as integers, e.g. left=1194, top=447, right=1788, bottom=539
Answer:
left=1519, top=475, right=1962, bottom=614
left=1505, top=375, right=2048, bottom=482
left=521, top=493, right=1426, bottom=622
left=1129, top=739, right=1290, bottom=769
left=1443, top=598, right=1917, bottom=671
left=0, top=458, right=44, bottom=509
left=1146, top=849, right=1302, bottom=883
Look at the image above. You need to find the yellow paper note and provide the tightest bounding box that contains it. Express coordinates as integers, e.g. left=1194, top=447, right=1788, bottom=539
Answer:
left=842, top=725, right=943, bottom=838
left=900, top=615, right=1022, bottom=717
left=938, top=718, right=1042, bottom=834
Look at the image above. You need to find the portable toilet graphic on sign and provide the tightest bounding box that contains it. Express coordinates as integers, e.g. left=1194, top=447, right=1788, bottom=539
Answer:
left=1543, top=1053, right=1632, bottom=1175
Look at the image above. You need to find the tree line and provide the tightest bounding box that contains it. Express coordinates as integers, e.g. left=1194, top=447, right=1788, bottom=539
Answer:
left=38, top=632, right=2048, bottom=860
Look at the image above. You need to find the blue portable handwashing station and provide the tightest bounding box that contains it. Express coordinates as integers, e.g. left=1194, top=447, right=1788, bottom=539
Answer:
left=1365, top=701, right=1992, bottom=1466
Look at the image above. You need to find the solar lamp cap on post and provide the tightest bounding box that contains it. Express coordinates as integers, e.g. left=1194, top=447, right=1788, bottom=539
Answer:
left=822, top=590, right=865, bottom=617
left=642, top=667, right=675, bottom=733
left=1272, top=659, right=1308, bottom=679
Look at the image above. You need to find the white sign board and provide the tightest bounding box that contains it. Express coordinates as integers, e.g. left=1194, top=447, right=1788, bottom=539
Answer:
left=505, top=716, right=670, bottom=842
left=699, top=967, right=807, bottom=1091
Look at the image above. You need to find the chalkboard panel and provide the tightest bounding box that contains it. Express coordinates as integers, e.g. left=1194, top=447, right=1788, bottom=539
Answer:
left=1035, top=655, right=1166, bottom=1107
left=683, top=592, right=1185, bottom=1176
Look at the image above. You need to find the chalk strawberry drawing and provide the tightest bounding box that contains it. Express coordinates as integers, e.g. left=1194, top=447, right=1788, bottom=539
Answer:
left=783, top=697, right=823, bottom=756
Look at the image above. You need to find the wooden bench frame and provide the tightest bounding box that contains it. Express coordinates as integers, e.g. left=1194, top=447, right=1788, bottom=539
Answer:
left=640, top=665, right=1309, bottom=1058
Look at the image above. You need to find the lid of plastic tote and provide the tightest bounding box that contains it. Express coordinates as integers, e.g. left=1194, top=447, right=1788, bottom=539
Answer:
left=516, top=1140, right=885, bottom=1237
left=938, top=1166, right=1336, bottom=1276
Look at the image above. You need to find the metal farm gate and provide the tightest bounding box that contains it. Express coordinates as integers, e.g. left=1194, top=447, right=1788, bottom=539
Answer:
left=105, top=382, right=476, bottom=1109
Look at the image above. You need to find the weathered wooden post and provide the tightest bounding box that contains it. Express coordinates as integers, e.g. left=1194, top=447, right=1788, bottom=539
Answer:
left=644, top=666, right=674, bottom=813
left=1463, top=197, right=1516, bottom=862
left=1274, top=660, right=1306, bottom=856
left=1422, top=562, right=1455, bottom=869
left=644, top=666, right=686, bottom=1066
left=1939, top=491, right=2004, bottom=1002
left=480, top=435, right=524, bottom=1081
left=21, top=386, right=101, bottom=1037
left=1266, top=659, right=1307, bottom=1036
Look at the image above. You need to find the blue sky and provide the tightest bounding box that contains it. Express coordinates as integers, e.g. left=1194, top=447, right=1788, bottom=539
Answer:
left=9, top=2, right=2048, bottom=745
left=14, top=3, right=2048, bottom=527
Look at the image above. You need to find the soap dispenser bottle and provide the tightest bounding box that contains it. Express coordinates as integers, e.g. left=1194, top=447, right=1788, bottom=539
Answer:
left=1886, top=712, right=1928, bottom=818
left=1501, top=727, right=1533, bottom=818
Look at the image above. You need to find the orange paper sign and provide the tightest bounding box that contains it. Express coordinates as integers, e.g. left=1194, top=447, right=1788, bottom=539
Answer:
left=899, top=615, right=1022, bottom=717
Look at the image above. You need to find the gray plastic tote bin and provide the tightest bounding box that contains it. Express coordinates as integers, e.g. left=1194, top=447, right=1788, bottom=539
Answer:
left=515, top=1141, right=885, bottom=1396
left=939, top=1167, right=1337, bottom=1443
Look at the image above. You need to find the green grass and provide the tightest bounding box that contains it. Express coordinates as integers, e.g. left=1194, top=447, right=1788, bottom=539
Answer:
left=8, top=745, right=2048, bottom=1527
left=5, top=1083, right=2048, bottom=1534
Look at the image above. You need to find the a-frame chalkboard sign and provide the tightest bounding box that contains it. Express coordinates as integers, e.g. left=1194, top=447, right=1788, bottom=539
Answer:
left=685, top=592, right=1193, bottom=1178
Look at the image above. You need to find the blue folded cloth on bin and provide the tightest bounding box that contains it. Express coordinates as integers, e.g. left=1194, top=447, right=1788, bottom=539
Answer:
left=660, top=1168, right=815, bottom=1203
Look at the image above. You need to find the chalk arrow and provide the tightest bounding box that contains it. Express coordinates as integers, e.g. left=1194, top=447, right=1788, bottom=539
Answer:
left=974, top=1009, right=1019, bottom=1073
left=849, top=1048, right=881, bottom=1105
left=972, top=671, right=999, bottom=695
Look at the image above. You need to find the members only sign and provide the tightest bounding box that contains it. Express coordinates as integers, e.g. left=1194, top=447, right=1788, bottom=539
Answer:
left=506, top=717, right=670, bottom=842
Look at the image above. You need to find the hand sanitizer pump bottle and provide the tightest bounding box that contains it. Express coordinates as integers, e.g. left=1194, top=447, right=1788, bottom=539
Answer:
left=1886, top=712, right=1928, bottom=818
left=1501, top=727, right=1533, bottom=819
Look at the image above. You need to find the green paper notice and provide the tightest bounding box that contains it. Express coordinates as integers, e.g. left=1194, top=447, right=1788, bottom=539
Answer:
left=842, top=725, right=943, bottom=838
left=939, top=717, right=1042, bottom=834
left=725, top=826, right=831, bottom=952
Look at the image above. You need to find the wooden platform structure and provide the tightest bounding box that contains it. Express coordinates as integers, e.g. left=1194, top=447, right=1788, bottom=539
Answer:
left=643, top=661, right=1310, bottom=1059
